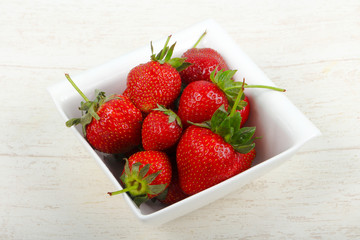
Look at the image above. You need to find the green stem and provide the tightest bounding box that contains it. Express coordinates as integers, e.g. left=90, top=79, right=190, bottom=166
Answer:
left=192, top=31, right=207, bottom=48
left=159, top=35, right=171, bottom=60
left=65, top=74, right=90, bottom=102
left=229, top=79, right=245, bottom=117
left=224, top=84, right=286, bottom=92
left=244, top=84, right=286, bottom=92
left=107, top=185, right=138, bottom=196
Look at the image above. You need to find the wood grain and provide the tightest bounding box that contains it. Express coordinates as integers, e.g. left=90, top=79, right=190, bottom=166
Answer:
left=1, top=0, right=359, bottom=239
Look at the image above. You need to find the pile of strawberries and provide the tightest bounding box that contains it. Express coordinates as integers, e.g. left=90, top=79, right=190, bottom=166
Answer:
left=65, top=32, right=285, bottom=207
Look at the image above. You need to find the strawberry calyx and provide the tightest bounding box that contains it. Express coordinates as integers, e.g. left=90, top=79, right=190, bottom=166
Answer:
left=150, top=35, right=191, bottom=72
left=107, top=158, right=167, bottom=207
left=192, top=105, right=256, bottom=154
left=210, top=69, right=245, bottom=111
left=65, top=73, right=121, bottom=136
left=152, top=104, right=182, bottom=128
left=190, top=80, right=256, bottom=154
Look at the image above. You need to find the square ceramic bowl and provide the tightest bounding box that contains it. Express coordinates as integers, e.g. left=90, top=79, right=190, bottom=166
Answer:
left=48, top=19, right=321, bottom=225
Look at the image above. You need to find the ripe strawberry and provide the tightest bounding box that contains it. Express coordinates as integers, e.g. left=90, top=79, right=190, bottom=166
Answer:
left=176, top=124, right=256, bottom=195
left=157, top=170, right=188, bottom=205
left=176, top=69, right=260, bottom=128
left=65, top=74, right=142, bottom=154
left=238, top=95, right=250, bottom=128
left=176, top=125, right=237, bottom=195
left=179, top=31, right=229, bottom=84
left=122, top=87, right=131, bottom=98
left=177, top=80, right=229, bottom=127
left=108, top=150, right=172, bottom=206
left=176, top=83, right=257, bottom=195
left=126, top=36, right=191, bottom=114
left=142, top=105, right=183, bottom=151
left=234, top=148, right=256, bottom=173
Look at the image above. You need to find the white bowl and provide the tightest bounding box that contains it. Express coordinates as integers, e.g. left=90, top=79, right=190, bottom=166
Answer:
left=48, top=19, right=321, bottom=225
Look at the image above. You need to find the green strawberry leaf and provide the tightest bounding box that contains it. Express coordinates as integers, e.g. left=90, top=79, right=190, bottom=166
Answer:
left=210, top=69, right=248, bottom=111
left=149, top=35, right=191, bottom=72
left=138, top=163, right=150, bottom=179
left=79, top=101, right=92, bottom=111
left=124, top=158, right=131, bottom=176
left=215, top=116, right=232, bottom=139
left=229, top=111, right=242, bottom=130
left=65, top=117, right=81, bottom=127
left=132, top=195, right=149, bottom=207
left=120, top=173, right=125, bottom=184
left=131, top=162, right=142, bottom=176
left=155, top=187, right=169, bottom=201
left=175, top=61, right=193, bottom=72
left=164, top=42, right=176, bottom=63
left=210, top=105, right=228, bottom=132
left=232, top=143, right=256, bottom=154
left=188, top=120, right=211, bottom=129
left=153, top=104, right=182, bottom=127
left=230, top=127, right=256, bottom=145
left=144, top=170, right=162, bottom=184
left=87, top=104, right=100, bottom=121
left=148, top=184, right=167, bottom=195
left=235, top=100, right=248, bottom=111
left=210, top=106, right=243, bottom=139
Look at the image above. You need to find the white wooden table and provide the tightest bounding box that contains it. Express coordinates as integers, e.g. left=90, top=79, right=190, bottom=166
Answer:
left=1, top=1, right=359, bottom=239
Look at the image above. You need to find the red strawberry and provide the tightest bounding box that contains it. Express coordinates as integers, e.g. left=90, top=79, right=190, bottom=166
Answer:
left=108, top=150, right=172, bottom=206
left=234, top=148, right=256, bottom=173
left=126, top=36, right=191, bottom=114
left=180, top=32, right=229, bottom=84
left=157, top=169, right=188, bottom=205
left=238, top=95, right=250, bottom=128
left=176, top=126, right=238, bottom=195
left=122, top=87, right=131, bottom=98
left=177, top=80, right=229, bottom=127
left=176, top=83, right=257, bottom=195
left=65, top=74, right=142, bottom=154
left=159, top=175, right=188, bottom=205
left=142, top=105, right=183, bottom=151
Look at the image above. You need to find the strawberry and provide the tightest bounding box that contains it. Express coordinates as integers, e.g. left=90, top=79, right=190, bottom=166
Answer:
left=177, top=80, right=229, bottom=127
left=176, top=82, right=257, bottom=195
left=234, top=148, right=256, bottom=173
left=157, top=169, right=188, bottom=205
left=176, top=69, right=261, bottom=128
left=176, top=125, right=238, bottom=195
left=65, top=74, right=142, bottom=154
left=108, top=150, right=172, bottom=206
left=126, top=36, right=191, bottom=114
left=122, top=87, right=131, bottom=98
left=142, top=105, right=183, bottom=151
left=179, top=31, right=229, bottom=84
left=238, top=95, right=250, bottom=128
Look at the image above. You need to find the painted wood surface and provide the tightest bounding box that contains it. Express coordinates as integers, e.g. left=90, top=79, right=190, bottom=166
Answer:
left=1, top=1, right=359, bottom=239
